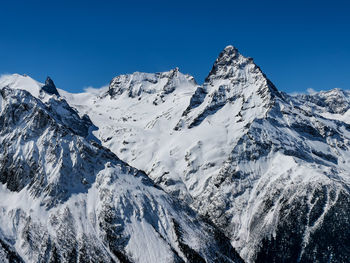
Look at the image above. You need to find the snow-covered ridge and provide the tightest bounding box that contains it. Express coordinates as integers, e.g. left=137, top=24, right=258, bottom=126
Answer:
left=0, top=74, right=44, bottom=98
left=0, top=74, right=61, bottom=103
left=108, top=68, right=197, bottom=104
left=291, top=88, right=350, bottom=124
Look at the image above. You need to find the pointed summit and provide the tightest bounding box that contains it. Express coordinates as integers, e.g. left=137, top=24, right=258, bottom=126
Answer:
left=204, top=45, right=280, bottom=97
left=205, top=45, right=250, bottom=82
left=219, top=45, right=239, bottom=59
left=42, top=76, right=59, bottom=96
left=176, top=45, right=281, bottom=129
left=215, top=45, right=240, bottom=65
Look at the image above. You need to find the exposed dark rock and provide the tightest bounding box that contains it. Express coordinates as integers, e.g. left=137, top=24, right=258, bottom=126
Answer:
left=42, top=77, right=60, bottom=96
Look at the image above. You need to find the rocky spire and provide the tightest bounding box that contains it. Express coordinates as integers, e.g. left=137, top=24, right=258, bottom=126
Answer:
left=41, top=76, right=59, bottom=96
left=175, top=45, right=281, bottom=129
left=205, top=45, right=280, bottom=96
left=204, top=45, right=242, bottom=82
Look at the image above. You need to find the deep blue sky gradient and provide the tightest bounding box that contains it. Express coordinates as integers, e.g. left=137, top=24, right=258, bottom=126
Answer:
left=0, top=0, right=349, bottom=93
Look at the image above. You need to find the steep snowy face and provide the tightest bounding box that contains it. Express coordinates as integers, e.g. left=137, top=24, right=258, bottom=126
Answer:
left=61, top=69, right=200, bottom=202
left=201, top=96, right=350, bottom=261
left=0, top=85, right=243, bottom=263
left=0, top=74, right=43, bottom=98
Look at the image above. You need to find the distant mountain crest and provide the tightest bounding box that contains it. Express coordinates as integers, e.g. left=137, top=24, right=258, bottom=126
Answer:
left=106, top=68, right=198, bottom=107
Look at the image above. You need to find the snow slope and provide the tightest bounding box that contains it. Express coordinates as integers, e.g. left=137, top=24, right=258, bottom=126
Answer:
left=0, top=81, right=243, bottom=263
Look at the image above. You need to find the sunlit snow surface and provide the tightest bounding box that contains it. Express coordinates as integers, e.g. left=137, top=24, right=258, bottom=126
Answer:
left=0, top=74, right=242, bottom=263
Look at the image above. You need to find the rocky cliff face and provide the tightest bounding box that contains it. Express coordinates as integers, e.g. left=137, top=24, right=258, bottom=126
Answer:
left=2, top=45, right=350, bottom=263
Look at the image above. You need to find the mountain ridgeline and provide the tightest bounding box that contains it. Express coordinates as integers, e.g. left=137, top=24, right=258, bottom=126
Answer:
left=0, top=45, right=350, bottom=263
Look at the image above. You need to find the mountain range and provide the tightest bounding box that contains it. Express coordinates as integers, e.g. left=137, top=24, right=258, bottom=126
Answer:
left=0, top=45, right=349, bottom=263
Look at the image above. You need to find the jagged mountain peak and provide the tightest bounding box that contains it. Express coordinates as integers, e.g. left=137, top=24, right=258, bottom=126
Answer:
left=224, top=44, right=236, bottom=50
left=176, top=45, right=281, bottom=130
left=203, top=44, right=281, bottom=101
left=205, top=45, right=280, bottom=97
left=215, top=45, right=239, bottom=61
left=214, top=45, right=239, bottom=64
left=214, top=45, right=239, bottom=62
left=45, top=76, right=54, bottom=84
left=0, top=87, right=104, bottom=204
left=41, top=76, right=59, bottom=96
left=205, top=45, right=251, bottom=83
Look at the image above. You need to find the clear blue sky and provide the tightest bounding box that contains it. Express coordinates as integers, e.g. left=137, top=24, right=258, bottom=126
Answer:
left=0, top=0, right=349, bottom=93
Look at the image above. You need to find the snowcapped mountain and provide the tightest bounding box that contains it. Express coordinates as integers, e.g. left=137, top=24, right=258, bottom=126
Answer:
left=57, top=46, right=350, bottom=263
left=0, top=74, right=243, bottom=263
left=2, top=44, right=350, bottom=263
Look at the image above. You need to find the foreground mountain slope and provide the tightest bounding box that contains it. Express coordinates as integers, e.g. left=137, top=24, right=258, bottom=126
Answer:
left=0, top=79, right=243, bottom=263
left=60, top=46, right=350, bottom=262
